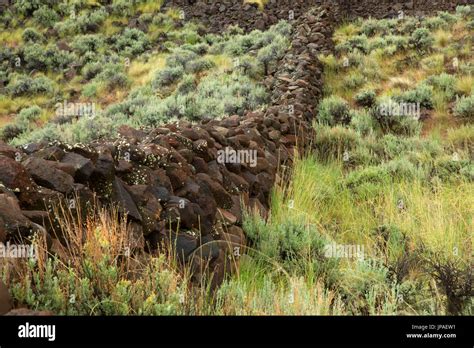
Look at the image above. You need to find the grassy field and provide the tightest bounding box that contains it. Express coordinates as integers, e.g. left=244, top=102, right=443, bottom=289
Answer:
left=1, top=6, right=473, bottom=315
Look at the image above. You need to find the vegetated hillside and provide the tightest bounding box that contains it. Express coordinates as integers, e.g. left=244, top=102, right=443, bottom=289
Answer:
left=0, top=0, right=290, bottom=145
left=253, top=8, right=473, bottom=315
left=0, top=3, right=472, bottom=316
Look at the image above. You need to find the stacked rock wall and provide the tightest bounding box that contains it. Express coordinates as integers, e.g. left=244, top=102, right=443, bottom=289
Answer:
left=164, top=0, right=471, bottom=33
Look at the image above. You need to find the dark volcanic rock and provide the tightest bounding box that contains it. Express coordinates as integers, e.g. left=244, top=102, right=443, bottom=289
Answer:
left=0, top=194, right=38, bottom=239
left=61, top=152, right=95, bottom=183
left=23, top=157, right=74, bottom=194
left=111, top=177, right=142, bottom=222
left=0, top=155, right=35, bottom=193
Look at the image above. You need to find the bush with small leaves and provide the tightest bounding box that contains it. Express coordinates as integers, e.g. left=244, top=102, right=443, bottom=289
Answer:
left=22, top=43, right=49, bottom=70
left=16, top=105, right=42, bottom=125
left=181, top=43, right=209, bottom=55
left=113, top=28, right=150, bottom=57
left=1, top=124, right=23, bottom=142
left=7, top=75, right=54, bottom=96
left=271, top=20, right=292, bottom=37
left=371, top=97, right=422, bottom=136
left=22, top=28, right=44, bottom=43
left=217, top=37, right=246, bottom=56
left=467, top=19, right=474, bottom=30
left=96, top=63, right=130, bottom=89
left=390, top=115, right=422, bottom=137
left=385, top=35, right=409, bottom=51
left=165, top=49, right=198, bottom=68
left=152, top=66, right=184, bottom=89
left=383, top=158, right=423, bottom=181
left=33, top=6, right=59, bottom=27
left=431, top=157, right=474, bottom=182
left=139, top=13, right=153, bottom=25
left=395, top=84, right=434, bottom=109
left=424, top=73, right=457, bottom=100
left=355, top=89, right=377, bottom=108
left=456, top=5, right=472, bottom=17
left=196, top=73, right=267, bottom=117
left=176, top=74, right=196, bottom=95
left=350, top=109, right=377, bottom=136
left=104, top=86, right=152, bottom=120
left=437, top=11, right=459, bottom=24
left=453, top=95, right=474, bottom=120
left=346, top=51, right=365, bottom=67
left=236, top=55, right=261, bottom=79
left=14, top=0, right=59, bottom=17
left=398, top=17, right=419, bottom=35
left=360, top=19, right=385, bottom=37
left=67, top=114, right=117, bottom=143
left=368, top=37, right=388, bottom=51
left=145, top=73, right=268, bottom=122
left=0, top=47, right=15, bottom=68
left=23, top=43, right=76, bottom=71
left=256, top=39, right=287, bottom=75
left=71, top=34, right=105, bottom=55
left=76, top=8, right=107, bottom=33
left=81, top=62, right=103, bottom=80
left=336, top=34, right=369, bottom=54
left=0, top=71, right=9, bottom=87
left=9, top=106, right=42, bottom=139
left=185, top=58, right=215, bottom=74
left=81, top=82, right=99, bottom=98
left=244, top=216, right=339, bottom=281
left=370, top=134, right=442, bottom=163
left=8, top=121, right=58, bottom=146
left=53, top=18, right=79, bottom=37
left=344, top=71, right=366, bottom=90
left=168, top=25, right=202, bottom=45
left=317, top=96, right=352, bottom=126
left=409, top=28, right=434, bottom=51
left=422, top=17, right=448, bottom=31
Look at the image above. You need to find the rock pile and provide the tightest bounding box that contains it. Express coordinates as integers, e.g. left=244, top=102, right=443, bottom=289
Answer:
left=164, top=0, right=469, bottom=34
left=337, top=0, right=471, bottom=19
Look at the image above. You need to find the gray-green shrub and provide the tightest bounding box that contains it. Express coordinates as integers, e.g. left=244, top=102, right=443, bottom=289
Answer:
left=409, top=28, right=434, bottom=51
left=33, top=6, right=59, bottom=26
left=22, top=28, right=44, bottom=42
left=317, top=96, right=352, bottom=126
left=454, top=95, right=474, bottom=120
left=7, top=75, right=54, bottom=96
left=152, top=66, right=184, bottom=89
left=355, top=89, right=377, bottom=108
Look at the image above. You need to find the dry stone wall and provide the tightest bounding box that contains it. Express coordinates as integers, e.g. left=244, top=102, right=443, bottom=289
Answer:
left=164, top=0, right=472, bottom=33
